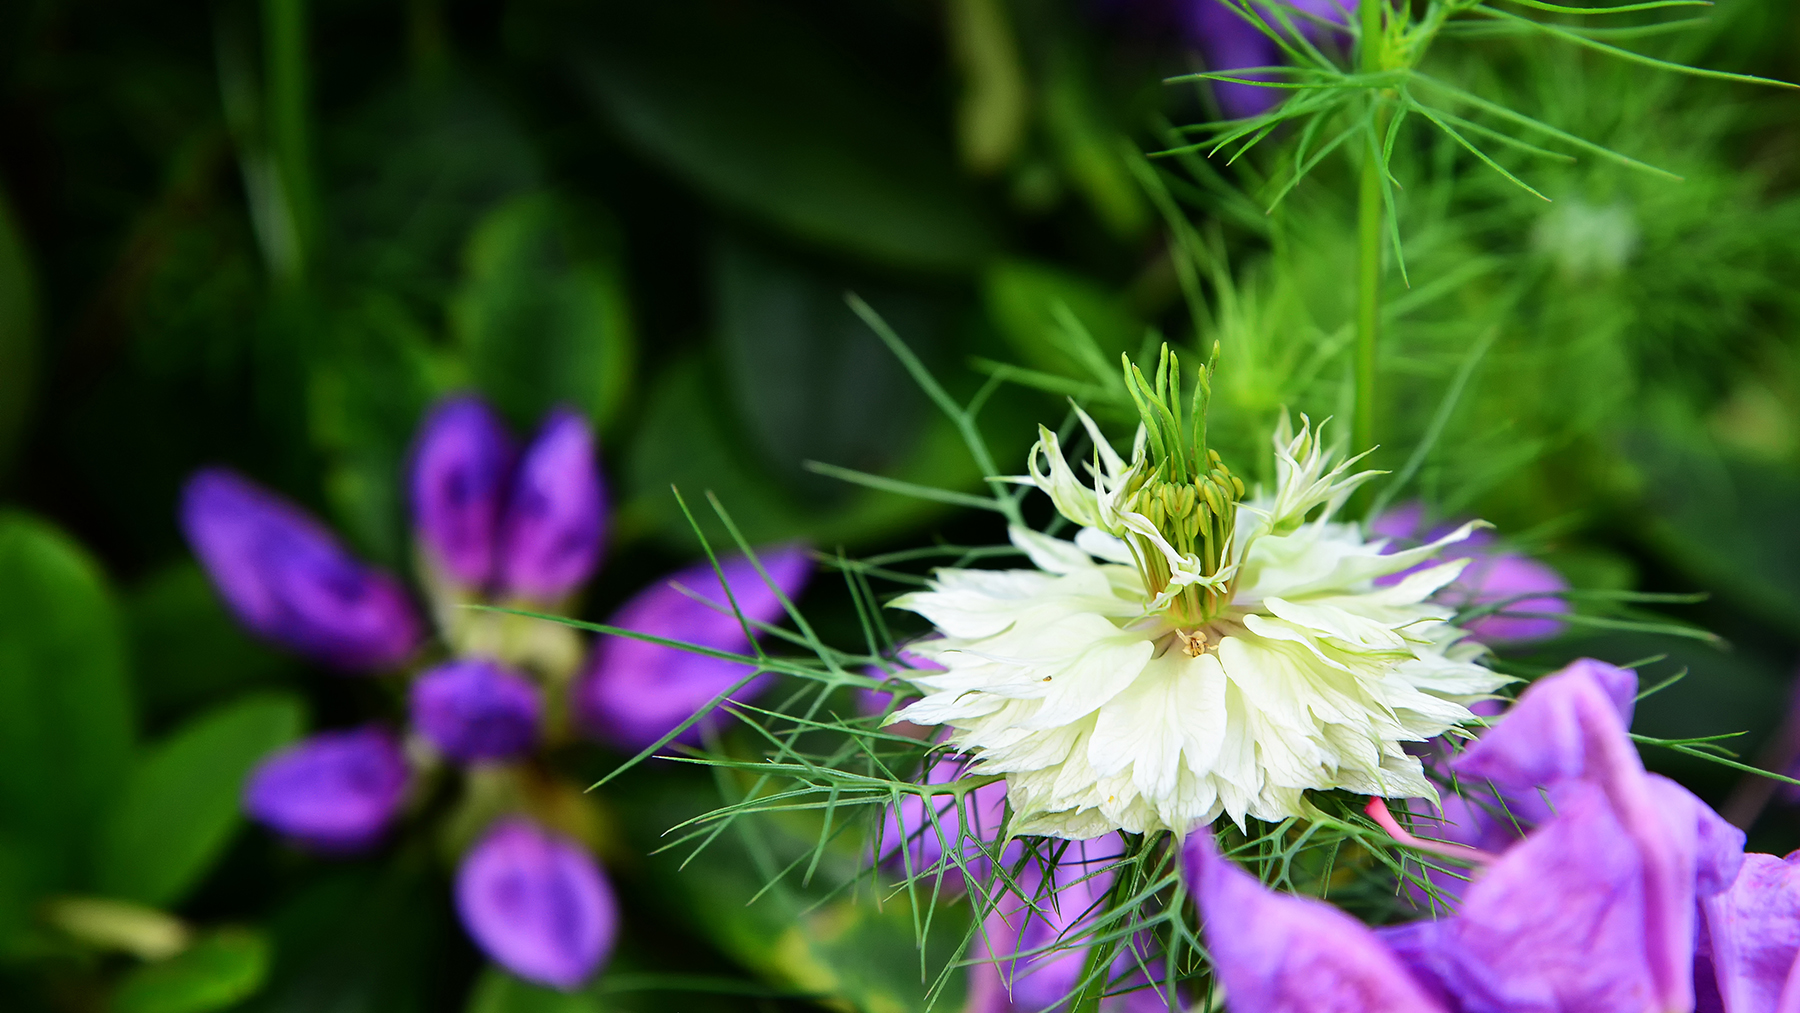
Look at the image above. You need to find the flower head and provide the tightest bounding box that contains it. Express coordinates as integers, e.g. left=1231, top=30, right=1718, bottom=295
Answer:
left=893, top=348, right=1503, bottom=837
left=455, top=818, right=618, bottom=991
left=181, top=469, right=424, bottom=671
left=574, top=546, right=814, bottom=752
left=242, top=727, right=411, bottom=852
left=410, top=658, right=542, bottom=762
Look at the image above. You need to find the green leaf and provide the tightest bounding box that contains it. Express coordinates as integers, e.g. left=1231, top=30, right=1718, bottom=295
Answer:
left=558, top=1, right=999, bottom=272
left=983, top=260, right=1142, bottom=385
left=451, top=192, right=636, bottom=435
left=95, top=693, right=304, bottom=907
left=466, top=966, right=606, bottom=1013
left=0, top=513, right=132, bottom=936
left=111, top=929, right=271, bottom=1013
left=0, top=187, right=36, bottom=481
left=126, top=563, right=299, bottom=731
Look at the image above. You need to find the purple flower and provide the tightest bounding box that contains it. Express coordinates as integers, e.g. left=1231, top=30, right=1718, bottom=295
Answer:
left=1698, top=849, right=1800, bottom=1012
left=573, top=546, right=814, bottom=753
left=968, top=837, right=1177, bottom=1012
left=409, top=396, right=516, bottom=590
left=495, top=409, right=606, bottom=602
left=243, top=727, right=411, bottom=852
left=1183, top=655, right=1753, bottom=1013
left=1373, top=502, right=1570, bottom=645
left=410, top=659, right=542, bottom=762
left=455, top=818, right=618, bottom=991
left=1185, top=0, right=1358, bottom=118
left=182, top=469, right=424, bottom=671
left=878, top=751, right=1011, bottom=893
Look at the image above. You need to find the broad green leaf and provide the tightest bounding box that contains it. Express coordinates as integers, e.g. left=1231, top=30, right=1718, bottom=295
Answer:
left=0, top=513, right=132, bottom=930
left=451, top=193, right=636, bottom=435
left=111, top=929, right=271, bottom=1013
left=466, top=967, right=605, bottom=1013
left=560, top=1, right=999, bottom=273
left=127, top=563, right=298, bottom=731
left=0, top=188, right=36, bottom=481
left=95, top=693, right=304, bottom=907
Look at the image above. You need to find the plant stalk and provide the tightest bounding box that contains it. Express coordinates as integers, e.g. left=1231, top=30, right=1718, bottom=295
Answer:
left=1353, top=0, right=1385, bottom=460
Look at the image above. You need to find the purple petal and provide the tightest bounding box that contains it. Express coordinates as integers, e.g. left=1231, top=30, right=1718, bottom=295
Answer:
left=1453, top=657, right=1644, bottom=806
left=1187, top=2, right=1282, bottom=118
left=1369, top=501, right=1426, bottom=541
left=409, top=658, right=542, bottom=763
left=1182, top=833, right=1447, bottom=1013
left=979, top=837, right=1126, bottom=1011
left=496, top=409, right=606, bottom=602
left=1702, top=849, right=1800, bottom=1013
left=1457, top=553, right=1571, bottom=644
left=876, top=752, right=1010, bottom=893
left=242, top=727, right=410, bottom=853
left=574, top=547, right=814, bottom=753
left=455, top=818, right=618, bottom=991
left=181, top=469, right=424, bottom=671
left=408, top=395, right=515, bottom=590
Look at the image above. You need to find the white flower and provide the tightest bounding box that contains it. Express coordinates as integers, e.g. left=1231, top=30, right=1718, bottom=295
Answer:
left=892, top=403, right=1505, bottom=838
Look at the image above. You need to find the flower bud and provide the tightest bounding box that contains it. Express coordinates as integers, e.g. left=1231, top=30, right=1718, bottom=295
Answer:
left=496, top=409, right=606, bottom=602
left=181, top=468, right=424, bottom=671
left=242, top=728, right=410, bottom=853
left=455, top=818, right=617, bottom=991
left=574, top=546, right=813, bottom=753
left=410, top=659, right=542, bottom=763
left=409, top=395, right=515, bottom=590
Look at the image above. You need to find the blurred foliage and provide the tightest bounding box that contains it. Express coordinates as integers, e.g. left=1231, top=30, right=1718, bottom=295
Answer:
left=4, top=0, right=1800, bottom=1009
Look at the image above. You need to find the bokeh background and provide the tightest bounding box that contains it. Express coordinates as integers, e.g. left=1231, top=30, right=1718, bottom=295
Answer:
left=5, top=0, right=1800, bottom=1010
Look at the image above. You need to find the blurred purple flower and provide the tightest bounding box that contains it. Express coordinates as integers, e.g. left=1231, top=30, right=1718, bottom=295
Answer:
left=409, top=395, right=516, bottom=590
left=1373, top=501, right=1570, bottom=645
left=182, top=468, right=424, bottom=671
left=967, top=837, right=1177, bottom=1012
left=574, top=546, right=814, bottom=753
left=456, top=818, right=618, bottom=991
left=243, top=727, right=411, bottom=853
left=878, top=751, right=1011, bottom=893
left=410, top=658, right=543, bottom=762
left=495, top=409, right=606, bottom=602
left=1184, top=655, right=1754, bottom=1013
left=1185, top=0, right=1358, bottom=118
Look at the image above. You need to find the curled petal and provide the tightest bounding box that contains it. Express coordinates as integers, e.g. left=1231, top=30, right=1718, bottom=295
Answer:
left=409, top=658, right=542, bottom=762
left=242, top=728, right=410, bottom=853
left=496, top=409, right=606, bottom=602
left=1182, top=833, right=1448, bottom=1013
left=1702, top=849, right=1800, bottom=1013
left=574, top=546, right=813, bottom=752
left=182, top=469, right=424, bottom=671
left=408, top=395, right=515, bottom=590
left=455, top=818, right=617, bottom=991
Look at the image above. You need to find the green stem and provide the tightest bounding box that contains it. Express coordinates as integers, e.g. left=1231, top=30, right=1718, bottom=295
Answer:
left=1353, top=0, right=1384, bottom=459
left=264, top=0, right=313, bottom=283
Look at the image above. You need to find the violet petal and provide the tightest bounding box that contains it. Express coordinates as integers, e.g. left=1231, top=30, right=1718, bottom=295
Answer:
left=409, top=658, right=542, bottom=762
left=1702, top=849, right=1800, bottom=1013
left=455, top=818, right=618, bottom=991
left=409, top=395, right=515, bottom=590
left=1183, top=833, right=1447, bottom=1013
left=496, top=409, right=606, bottom=602
left=1458, top=553, right=1571, bottom=645
left=242, top=728, right=410, bottom=853
left=574, top=546, right=813, bottom=753
left=182, top=468, right=424, bottom=671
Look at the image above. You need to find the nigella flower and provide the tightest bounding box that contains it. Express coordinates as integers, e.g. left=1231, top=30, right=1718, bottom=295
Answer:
left=574, top=547, right=815, bottom=753
left=1182, top=656, right=1756, bottom=1013
left=1372, top=502, right=1571, bottom=645
left=1186, top=0, right=1358, bottom=119
left=181, top=469, right=425, bottom=671
left=242, top=728, right=411, bottom=852
left=893, top=349, right=1503, bottom=837
left=410, top=658, right=542, bottom=762
left=455, top=818, right=618, bottom=991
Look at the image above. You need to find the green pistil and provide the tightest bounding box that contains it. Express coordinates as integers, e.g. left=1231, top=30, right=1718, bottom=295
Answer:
left=1120, top=345, right=1246, bottom=625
